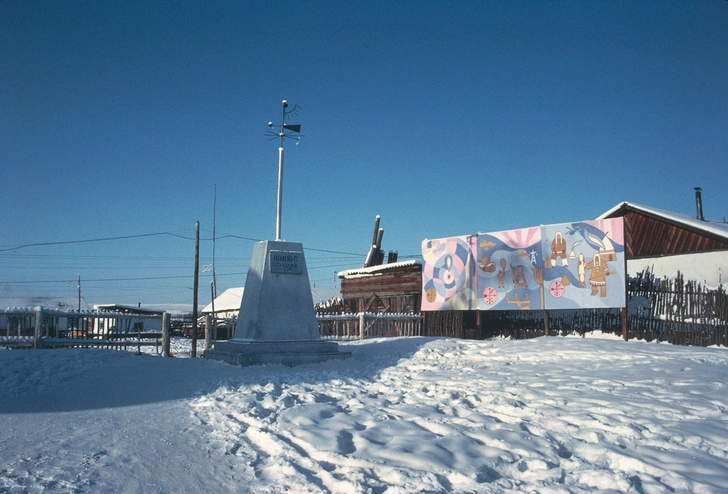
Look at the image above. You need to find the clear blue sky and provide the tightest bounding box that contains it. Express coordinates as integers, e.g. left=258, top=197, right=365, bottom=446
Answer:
left=2, top=1, right=727, bottom=309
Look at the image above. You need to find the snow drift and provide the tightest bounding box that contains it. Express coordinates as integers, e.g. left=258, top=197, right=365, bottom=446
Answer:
left=1, top=334, right=727, bottom=493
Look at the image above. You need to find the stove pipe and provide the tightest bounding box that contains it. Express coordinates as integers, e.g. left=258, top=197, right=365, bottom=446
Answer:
left=694, top=187, right=705, bottom=221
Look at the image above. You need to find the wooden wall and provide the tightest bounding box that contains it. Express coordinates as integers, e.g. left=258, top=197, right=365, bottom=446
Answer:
left=624, top=211, right=728, bottom=258
left=340, top=264, right=421, bottom=313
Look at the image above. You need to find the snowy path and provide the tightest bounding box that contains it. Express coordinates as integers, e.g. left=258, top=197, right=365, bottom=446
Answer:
left=2, top=335, right=728, bottom=493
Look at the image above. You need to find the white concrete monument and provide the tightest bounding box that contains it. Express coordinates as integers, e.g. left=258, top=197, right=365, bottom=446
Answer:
left=204, top=101, right=350, bottom=366
left=205, top=240, right=349, bottom=365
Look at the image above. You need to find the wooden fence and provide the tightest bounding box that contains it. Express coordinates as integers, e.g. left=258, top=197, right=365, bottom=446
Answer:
left=317, top=312, right=422, bottom=340
left=626, top=271, right=728, bottom=346
left=461, top=270, right=727, bottom=346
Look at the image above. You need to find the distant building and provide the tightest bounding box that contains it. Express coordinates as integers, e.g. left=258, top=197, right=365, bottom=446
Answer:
left=201, top=287, right=245, bottom=319
left=0, top=296, right=90, bottom=332
left=92, top=304, right=165, bottom=332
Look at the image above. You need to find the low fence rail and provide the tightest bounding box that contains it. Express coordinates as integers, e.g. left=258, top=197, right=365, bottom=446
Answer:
left=1, top=307, right=171, bottom=354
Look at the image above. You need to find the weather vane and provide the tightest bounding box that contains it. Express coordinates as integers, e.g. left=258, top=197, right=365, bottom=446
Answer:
left=266, top=100, right=302, bottom=241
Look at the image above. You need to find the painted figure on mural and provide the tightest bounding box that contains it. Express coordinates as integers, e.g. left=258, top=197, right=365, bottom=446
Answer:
left=479, top=256, right=496, bottom=272
left=585, top=253, right=610, bottom=296
left=497, top=258, right=507, bottom=288
left=577, top=252, right=586, bottom=286
left=550, top=231, right=568, bottom=267
left=511, top=264, right=528, bottom=288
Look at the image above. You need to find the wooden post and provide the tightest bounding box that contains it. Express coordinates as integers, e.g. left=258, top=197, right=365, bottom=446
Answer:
left=34, top=307, right=43, bottom=349
left=191, top=221, right=200, bottom=357
left=622, top=265, right=629, bottom=340
left=136, top=324, right=142, bottom=355
left=162, top=312, right=171, bottom=357
left=358, top=312, right=365, bottom=340
left=544, top=309, right=550, bottom=337
left=205, top=314, right=212, bottom=351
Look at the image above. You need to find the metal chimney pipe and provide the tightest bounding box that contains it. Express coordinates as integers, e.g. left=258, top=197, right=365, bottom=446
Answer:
left=694, top=187, right=705, bottom=221
left=363, top=215, right=381, bottom=268
left=371, top=215, right=381, bottom=247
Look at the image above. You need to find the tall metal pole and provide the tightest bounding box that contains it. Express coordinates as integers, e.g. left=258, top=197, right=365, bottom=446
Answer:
left=276, top=147, right=284, bottom=240
left=268, top=99, right=300, bottom=241
left=275, top=101, right=287, bottom=241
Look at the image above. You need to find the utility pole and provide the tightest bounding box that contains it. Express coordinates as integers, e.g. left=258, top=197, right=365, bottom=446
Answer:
left=77, top=276, right=81, bottom=311
left=191, top=221, right=200, bottom=357
left=211, top=184, right=217, bottom=318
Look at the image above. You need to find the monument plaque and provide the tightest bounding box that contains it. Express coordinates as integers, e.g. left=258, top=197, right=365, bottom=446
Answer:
left=270, top=250, right=303, bottom=274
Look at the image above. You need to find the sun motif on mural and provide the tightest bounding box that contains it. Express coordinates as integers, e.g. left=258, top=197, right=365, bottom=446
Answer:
left=482, top=286, right=498, bottom=305
left=549, top=280, right=565, bottom=298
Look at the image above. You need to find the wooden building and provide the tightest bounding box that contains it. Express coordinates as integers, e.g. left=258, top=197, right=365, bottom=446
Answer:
left=338, top=260, right=422, bottom=314
left=600, top=201, right=728, bottom=258
left=598, top=201, right=728, bottom=286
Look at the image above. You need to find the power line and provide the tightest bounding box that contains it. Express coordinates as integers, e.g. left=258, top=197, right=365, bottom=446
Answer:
left=4, top=274, right=194, bottom=284
left=1, top=231, right=370, bottom=258
left=0, top=232, right=195, bottom=253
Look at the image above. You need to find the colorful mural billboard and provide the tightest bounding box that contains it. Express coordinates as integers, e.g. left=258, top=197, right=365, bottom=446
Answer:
left=422, top=217, right=625, bottom=311
left=421, top=235, right=477, bottom=310
left=475, top=227, right=543, bottom=311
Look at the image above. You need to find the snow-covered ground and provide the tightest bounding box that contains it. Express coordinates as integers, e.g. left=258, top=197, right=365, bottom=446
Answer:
left=1, top=334, right=728, bottom=493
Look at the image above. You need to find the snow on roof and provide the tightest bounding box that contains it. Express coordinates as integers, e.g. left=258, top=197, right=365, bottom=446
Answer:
left=202, top=287, right=244, bottom=314
left=93, top=304, right=165, bottom=315
left=599, top=202, right=728, bottom=242
left=201, top=286, right=341, bottom=314
left=338, top=259, right=421, bottom=279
